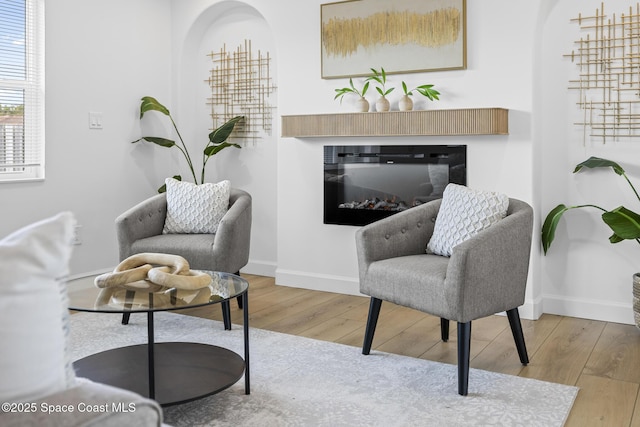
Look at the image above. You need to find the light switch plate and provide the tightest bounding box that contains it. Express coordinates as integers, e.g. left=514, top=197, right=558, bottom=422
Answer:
left=89, top=112, right=103, bottom=129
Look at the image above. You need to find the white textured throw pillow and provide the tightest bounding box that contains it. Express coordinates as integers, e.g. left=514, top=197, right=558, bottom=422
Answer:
left=427, top=184, right=509, bottom=257
left=0, top=212, right=77, bottom=402
left=163, top=178, right=231, bottom=234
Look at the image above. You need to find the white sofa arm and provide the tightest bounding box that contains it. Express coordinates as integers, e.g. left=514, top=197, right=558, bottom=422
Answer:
left=0, top=378, right=164, bottom=427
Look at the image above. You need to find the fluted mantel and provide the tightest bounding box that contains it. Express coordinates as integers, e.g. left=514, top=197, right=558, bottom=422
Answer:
left=281, top=108, right=508, bottom=138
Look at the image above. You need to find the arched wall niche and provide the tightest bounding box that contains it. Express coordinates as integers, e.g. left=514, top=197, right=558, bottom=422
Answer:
left=177, top=1, right=278, bottom=277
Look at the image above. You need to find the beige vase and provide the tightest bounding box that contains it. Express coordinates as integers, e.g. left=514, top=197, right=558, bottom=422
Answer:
left=376, top=96, right=390, bottom=112
left=633, top=273, right=640, bottom=328
left=399, top=95, right=414, bottom=111
left=356, top=97, right=369, bottom=112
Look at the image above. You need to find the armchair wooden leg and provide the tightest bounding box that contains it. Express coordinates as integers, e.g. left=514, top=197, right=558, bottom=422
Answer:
left=221, top=301, right=232, bottom=330
left=235, top=272, right=243, bottom=309
left=440, top=318, right=450, bottom=342
left=121, top=290, right=135, bottom=325
left=457, top=321, right=472, bottom=396
left=362, top=298, right=382, bottom=355
left=506, top=308, right=529, bottom=365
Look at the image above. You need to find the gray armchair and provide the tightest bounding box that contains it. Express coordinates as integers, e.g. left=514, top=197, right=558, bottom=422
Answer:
left=115, top=188, right=252, bottom=329
left=355, top=198, right=533, bottom=395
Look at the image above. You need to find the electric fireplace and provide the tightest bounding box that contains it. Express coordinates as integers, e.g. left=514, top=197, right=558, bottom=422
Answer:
left=324, top=145, right=466, bottom=226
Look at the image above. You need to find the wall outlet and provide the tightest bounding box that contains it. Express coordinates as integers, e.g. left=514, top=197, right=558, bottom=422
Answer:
left=89, top=112, right=103, bottom=129
left=73, top=224, right=82, bottom=245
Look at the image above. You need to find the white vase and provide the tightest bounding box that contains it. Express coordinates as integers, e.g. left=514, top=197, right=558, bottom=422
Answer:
left=399, top=95, right=414, bottom=111
left=356, top=97, right=369, bottom=112
left=376, top=96, right=390, bottom=112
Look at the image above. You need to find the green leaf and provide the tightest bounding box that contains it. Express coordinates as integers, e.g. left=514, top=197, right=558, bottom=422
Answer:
left=138, top=136, right=175, bottom=148
left=208, top=116, right=244, bottom=145
left=574, top=156, right=625, bottom=175
left=204, top=142, right=241, bottom=157
left=402, top=81, right=409, bottom=95
left=139, top=96, right=170, bottom=119
left=361, top=81, right=369, bottom=96
left=602, top=206, right=640, bottom=240
left=416, top=85, right=440, bottom=101
left=609, top=233, right=624, bottom=244
left=541, top=204, right=569, bottom=254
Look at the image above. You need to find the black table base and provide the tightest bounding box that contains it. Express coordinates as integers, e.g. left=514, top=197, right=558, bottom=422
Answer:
left=74, top=342, right=245, bottom=406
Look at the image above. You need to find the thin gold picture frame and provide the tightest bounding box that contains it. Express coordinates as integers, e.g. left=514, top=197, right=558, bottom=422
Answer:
left=321, top=0, right=467, bottom=79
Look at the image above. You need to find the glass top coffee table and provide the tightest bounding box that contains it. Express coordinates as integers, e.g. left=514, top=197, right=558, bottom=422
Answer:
left=67, top=270, right=249, bottom=406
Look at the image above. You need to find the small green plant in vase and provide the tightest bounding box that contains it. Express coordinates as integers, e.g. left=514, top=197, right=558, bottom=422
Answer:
left=368, top=67, right=395, bottom=112
left=400, top=82, right=440, bottom=111
left=334, top=78, right=370, bottom=112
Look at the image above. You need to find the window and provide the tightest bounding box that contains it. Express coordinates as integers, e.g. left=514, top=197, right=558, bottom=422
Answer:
left=0, top=0, right=44, bottom=181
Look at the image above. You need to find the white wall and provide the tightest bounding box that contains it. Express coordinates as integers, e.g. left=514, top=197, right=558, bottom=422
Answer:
left=0, top=0, right=173, bottom=276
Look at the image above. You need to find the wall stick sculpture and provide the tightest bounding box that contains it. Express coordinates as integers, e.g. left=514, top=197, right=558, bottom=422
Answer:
left=206, top=40, right=276, bottom=142
left=566, top=3, right=640, bottom=143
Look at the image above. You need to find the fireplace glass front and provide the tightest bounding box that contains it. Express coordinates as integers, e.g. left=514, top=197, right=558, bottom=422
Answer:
left=324, top=145, right=466, bottom=226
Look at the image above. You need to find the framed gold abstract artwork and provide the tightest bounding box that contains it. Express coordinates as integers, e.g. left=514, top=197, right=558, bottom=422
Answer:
left=321, top=0, right=466, bottom=79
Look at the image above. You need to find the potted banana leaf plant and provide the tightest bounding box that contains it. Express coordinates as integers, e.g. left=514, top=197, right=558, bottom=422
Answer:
left=542, top=156, right=640, bottom=327
left=131, top=96, right=244, bottom=192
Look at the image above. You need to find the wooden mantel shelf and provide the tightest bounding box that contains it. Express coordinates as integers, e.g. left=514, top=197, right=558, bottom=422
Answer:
left=281, top=108, right=508, bottom=138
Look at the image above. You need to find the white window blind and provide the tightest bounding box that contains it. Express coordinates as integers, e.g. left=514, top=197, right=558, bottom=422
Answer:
left=0, top=0, right=44, bottom=181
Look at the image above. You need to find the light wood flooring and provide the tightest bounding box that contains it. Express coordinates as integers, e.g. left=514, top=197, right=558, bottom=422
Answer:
left=180, top=274, right=640, bottom=426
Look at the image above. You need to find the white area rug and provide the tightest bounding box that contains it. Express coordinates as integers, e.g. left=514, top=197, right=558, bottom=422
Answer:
left=69, top=312, right=578, bottom=427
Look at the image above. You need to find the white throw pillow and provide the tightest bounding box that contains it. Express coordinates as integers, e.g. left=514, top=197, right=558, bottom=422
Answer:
left=0, top=212, right=77, bottom=402
left=427, top=184, right=509, bottom=257
left=163, top=178, right=231, bottom=234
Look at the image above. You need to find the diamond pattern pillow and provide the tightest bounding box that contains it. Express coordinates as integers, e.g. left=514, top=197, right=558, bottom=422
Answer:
left=427, top=184, right=509, bottom=257
left=163, top=178, right=230, bottom=234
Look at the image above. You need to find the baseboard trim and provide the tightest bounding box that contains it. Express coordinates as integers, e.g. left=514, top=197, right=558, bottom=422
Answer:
left=276, top=268, right=362, bottom=296
left=517, top=295, right=543, bottom=321
left=242, top=260, right=277, bottom=277
left=543, top=293, right=634, bottom=325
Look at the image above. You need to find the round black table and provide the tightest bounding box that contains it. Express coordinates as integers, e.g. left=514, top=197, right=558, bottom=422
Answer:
left=67, top=270, right=249, bottom=406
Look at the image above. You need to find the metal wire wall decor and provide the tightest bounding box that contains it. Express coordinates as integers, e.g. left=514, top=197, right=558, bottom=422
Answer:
left=565, top=2, right=640, bottom=143
left=206, top=40, right=276, bottom=142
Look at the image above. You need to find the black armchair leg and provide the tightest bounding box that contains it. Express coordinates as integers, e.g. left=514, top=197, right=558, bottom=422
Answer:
left=362, top=298, right=382, bottom=355
left=221, top=301, right=232, bottom=330
left=457, top=321, right=472, bottom=396
left=440, top=318, right=450, bottom=342
left=234, top=272, right=244, bottom=309
left=506, top=308, right=529, bottom=365
left=121, top=290, right=135, bottom=325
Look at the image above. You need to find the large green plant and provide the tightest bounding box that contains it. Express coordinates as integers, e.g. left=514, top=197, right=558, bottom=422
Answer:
left=542, top=156, right=640, bottom=254
left=131, top=96, right=244, bottom=192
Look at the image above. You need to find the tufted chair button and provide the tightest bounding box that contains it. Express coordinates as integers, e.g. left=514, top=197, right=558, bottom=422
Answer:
left=417, top=221, right=422, bottom=228
left=431, top=216, right=436, bottom=223
left=401, top=228, right=406, bottom=234
left=385, top=234, right=390, bottom=240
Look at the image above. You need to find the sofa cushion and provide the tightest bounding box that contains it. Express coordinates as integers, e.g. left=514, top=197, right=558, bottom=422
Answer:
left=163, top=178, right=230, bottom=234
left=0, top=212, right=77, bottom=402
left=427, top=184, right=509, bottom=256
